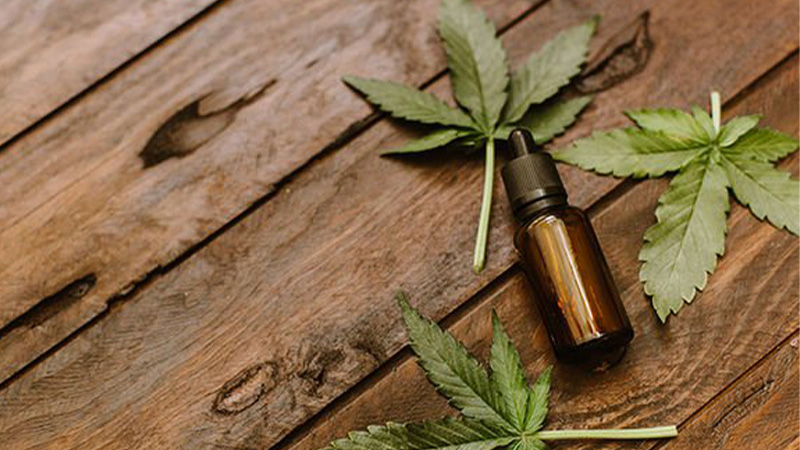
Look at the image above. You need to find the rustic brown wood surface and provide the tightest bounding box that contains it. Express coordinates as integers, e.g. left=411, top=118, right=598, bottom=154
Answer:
left=661, top=332, right=799, bottom=450
left=0, top=0, right=534, bottom=381
left=0, top=0, right=796, bottom=387
left=0, top=0, right=219, bottom=145
left=0, top=0, right=797, bottom=449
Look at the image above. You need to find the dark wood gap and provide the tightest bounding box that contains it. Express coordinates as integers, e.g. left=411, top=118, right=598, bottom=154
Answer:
left=723, top=50, right=800, bottom=112
left=0, top=274, right=97, bottom=341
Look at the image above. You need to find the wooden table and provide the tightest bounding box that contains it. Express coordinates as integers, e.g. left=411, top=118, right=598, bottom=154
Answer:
left=0, top=0, right=797, bottom=449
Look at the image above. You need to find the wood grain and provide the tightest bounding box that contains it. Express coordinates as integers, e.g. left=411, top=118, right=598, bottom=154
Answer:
left=661, top=332, right=799, bottom=450
left=0, top=0, right=796, bottom=387
left=0, top=0, right=219, bottom=145
left=0, top=5, right=796, bottom=450
left=0, top=0, right=534, bottom=380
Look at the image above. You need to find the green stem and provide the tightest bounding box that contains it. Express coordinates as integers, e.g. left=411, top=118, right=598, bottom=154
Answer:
left=537, top=426, right=678, bottom=441
left=710, top=91, right=721, bottom=136
left=473, top=137, right=495, bottom=273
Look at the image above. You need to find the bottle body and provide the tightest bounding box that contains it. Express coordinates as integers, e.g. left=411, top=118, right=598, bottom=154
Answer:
left=514, top=204, right=633, bottom=370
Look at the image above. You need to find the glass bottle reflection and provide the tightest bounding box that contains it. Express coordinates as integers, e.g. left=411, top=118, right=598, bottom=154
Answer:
left=514, top=205, right=632, bottom=370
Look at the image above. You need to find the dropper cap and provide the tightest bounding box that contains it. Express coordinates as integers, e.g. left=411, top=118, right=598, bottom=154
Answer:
left=501, top=128, right=567, bottom=221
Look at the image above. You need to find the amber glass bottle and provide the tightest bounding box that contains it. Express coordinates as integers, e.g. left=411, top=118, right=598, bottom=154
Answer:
left=502, top=129, right=633, bottom=370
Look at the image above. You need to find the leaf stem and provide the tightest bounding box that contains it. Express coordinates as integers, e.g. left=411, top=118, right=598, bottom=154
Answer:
left=537, top=426, right=678, bottom=441
left=710, top=91, right=721, bottom=136
left=473, top=137, right=495, bottom=273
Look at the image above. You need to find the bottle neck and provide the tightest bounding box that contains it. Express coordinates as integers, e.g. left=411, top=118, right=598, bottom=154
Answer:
left=515, top=194, right=569, bottom=223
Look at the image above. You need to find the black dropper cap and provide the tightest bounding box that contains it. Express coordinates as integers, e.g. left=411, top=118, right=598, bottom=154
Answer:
left=502, top=128, right=567, bottom=222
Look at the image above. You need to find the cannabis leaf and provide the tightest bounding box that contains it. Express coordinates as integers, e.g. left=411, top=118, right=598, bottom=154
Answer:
left=400, top=298, right=513, bottom=431
left=489, top=312, right=530, bottom=431
left=329, top=418, right=515, bottom=450
left=322, top=293, right=677, bottom=450
left=344, top=0, right=596, bottom=273
left=553, top=92, right=799, bottom=321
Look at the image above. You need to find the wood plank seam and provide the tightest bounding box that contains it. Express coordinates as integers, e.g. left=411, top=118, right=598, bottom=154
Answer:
left=723, top=50, right=800, bottom=114
left=645, top=329, right=799, bottom=450
left=686, top=330, right=799, bottom=430
left=0, top=0, right=236, bottom=153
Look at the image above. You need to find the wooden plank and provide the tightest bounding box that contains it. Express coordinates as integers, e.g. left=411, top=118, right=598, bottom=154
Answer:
left=0, top=0, right=795, bottom=387
left=661, top=332, right=799, bottom=450
left=0, top=0, right=534, bottom=379
left=0, top=1, right=796, bottom=449
left=271, top=57, right=800, bottom=450
left=0, top=0, right=219, bottom=145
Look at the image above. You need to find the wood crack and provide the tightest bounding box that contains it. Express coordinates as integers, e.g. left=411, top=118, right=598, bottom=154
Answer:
left=576, top=11, right=653, bottom=93
left=213, top=362, right=280, bottom=416
left=0, top=274, right=96, bottom=338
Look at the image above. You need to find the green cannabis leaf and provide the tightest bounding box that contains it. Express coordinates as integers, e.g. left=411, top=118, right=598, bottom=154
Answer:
left=344, top=0, right=596, bottom=273
left=553, top=92, right=800, bottom=321
left=323, top=293, right=677, bottom=450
